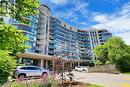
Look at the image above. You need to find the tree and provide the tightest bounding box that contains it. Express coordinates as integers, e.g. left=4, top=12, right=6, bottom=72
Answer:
left=94, top=36, right=130, bottom=72
left=0, top=50, right=16, bottom=84
left=0, top=0, right=40, bottom=23
left=0, top=0, right=40, bottom=84
left=0, top=24, right=28, bottom=55
left=106, top=37, right=129, bottom=63
left=94, top=45, right=108, bottom=64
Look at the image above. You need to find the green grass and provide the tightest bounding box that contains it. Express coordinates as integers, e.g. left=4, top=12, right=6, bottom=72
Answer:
left=87, top=83, right=104, bottom=87
left=122, top=72, right=130, bottom=75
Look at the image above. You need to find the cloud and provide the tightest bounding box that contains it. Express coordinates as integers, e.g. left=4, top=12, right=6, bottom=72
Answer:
left=54, top=0, right=88, bottom=18
left=91, top=2, right=130, bottom=44
left=51, top=0, right=68, bottom=5
left=114, top=32, right=130, bottom=45
left=93, top=14, right=110, bottom=23
left=53, top=0, right=89, bottom=28
left=92, top=2, right=130, bottom=34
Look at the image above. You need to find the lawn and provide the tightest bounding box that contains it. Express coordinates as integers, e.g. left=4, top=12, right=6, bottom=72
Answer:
left=122, top=72, right=130, bottom=75
left=87, top=83, right=104, bottom=87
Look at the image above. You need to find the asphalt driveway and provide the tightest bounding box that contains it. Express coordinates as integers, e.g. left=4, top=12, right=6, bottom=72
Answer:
left=73, top=71, right=130, bottom=87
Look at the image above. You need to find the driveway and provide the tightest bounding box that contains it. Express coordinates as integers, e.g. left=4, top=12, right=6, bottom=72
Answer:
left=73, top=71, right=130, bottom=87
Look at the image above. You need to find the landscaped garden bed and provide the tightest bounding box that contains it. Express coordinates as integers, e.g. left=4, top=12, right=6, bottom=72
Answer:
left=2, top=79, right=104, bottom=87
left=57, top=81, right=104, bottom=87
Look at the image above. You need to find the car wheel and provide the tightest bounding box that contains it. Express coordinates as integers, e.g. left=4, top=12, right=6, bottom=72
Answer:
left=42, top=72, right=48, bottom=78
left=83, top=69, right=86, bottom=71
left=18, top=74, right=26, bottom=80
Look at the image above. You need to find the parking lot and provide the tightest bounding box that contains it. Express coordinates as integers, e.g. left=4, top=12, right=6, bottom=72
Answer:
left=73, top=71, right=130, bottom=87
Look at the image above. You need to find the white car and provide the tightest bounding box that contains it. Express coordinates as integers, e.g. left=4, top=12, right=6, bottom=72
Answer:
left=13, top=66, right=49, bottom=79
left=75, top=66, right=88, bottom=72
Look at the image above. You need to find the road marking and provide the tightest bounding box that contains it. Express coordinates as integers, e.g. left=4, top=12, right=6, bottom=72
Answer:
left=108, top=81, right=120, bottom=87
left=109, top=81, right=130, bottom=87
left=120, top=84, right=130, bottom=87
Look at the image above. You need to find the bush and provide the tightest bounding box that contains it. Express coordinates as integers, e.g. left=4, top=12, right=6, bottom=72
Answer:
left=89, top=62, right=95, bottom=67
left=0, top=50, right=16, bottom=84
left=95, top=60, right=103, bottom=65
left=2, top=77, right=56, bottom=87
left=116, top=54, right=130, bottom=72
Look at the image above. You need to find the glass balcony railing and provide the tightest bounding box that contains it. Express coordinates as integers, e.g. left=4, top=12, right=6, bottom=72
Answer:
left=37, top=35, right=44, bottom=40
left=37, top=30, right=44, bottom=34
left=36, top=40, right=44, bottom=45
left=49, top=45, right=54, bottom=49
left=36, top=46, right=44, bottom=52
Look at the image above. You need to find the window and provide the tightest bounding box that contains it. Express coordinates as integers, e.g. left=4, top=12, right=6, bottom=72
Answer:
left=32, top=67, right=40, bottom=70
left=77, top=66, right=81, bottom=68
left=20, top=67, right=40, bottom=70
left=26, top=67, right=33, bottom=70
left=70, top=27, right=72, bottom=30
left=20, top=67, right=27, bottom=70
left=64, top=24, right=66, bottom=27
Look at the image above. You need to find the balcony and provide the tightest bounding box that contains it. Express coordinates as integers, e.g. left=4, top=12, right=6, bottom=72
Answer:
left=49, top=35, right=54, bottom=40
left=39, top=25, right=45, bottom=29
left=49, top=31, right=54, bottom=35
left=37, top=35, right=44, bottom=40
left=49, top=40, right=54, bottom=44
left=48, top=50, right=54, bottom=55
left=49, top=45, right=54, bottom=49
left=36, top=40, right=44, bottom=45
left=36, top=46, right=44, bottom=52
left=37, top=30, right=44, bottom=34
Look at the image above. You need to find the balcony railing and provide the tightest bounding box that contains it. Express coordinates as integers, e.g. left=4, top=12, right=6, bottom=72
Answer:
left=49, top=45, right=54, bottom=49
left=49, top=36, right=54, bottom=40
left=37, top=30, right=44, bottom=34
left=36, top=40, right=44, bottom=45
left=48, top=50, right=54, bottom=54
left=37, top=35, right=44, bottom=40
left=36, top=46, right=44, bottom=52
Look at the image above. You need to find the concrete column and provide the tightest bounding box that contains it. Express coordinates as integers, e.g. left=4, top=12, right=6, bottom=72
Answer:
left=52, top=60, right=55, bottom=72
left=19, top=57, right=22, bottom=63
left=70, top=62, right=72, bottom=68
left=40, top=59, right=44, bottom=68
left=46, top=60, right=48, bottom=69
left=63, top=62, right=65, bottom=71
left=78, top=61, right=80, bottom=66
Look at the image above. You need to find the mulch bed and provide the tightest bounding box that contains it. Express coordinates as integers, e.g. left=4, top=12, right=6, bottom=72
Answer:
left=57, top=81, right=88, bottom=87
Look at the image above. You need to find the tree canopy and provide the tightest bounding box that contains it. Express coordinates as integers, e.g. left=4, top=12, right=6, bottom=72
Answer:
left=94, top=36, right=130, bottom=72
left=0, top=0, right=40, bottom=23
left=0, top=50, right=16, bottom=84
left=0, top=24, right=28, bottom=55
left=0, top=0, right=40, bottom=84
left=94, top=45, right=108, bottom=64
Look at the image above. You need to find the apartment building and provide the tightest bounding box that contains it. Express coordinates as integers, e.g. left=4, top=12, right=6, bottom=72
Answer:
left=11, top=4, right=112, bottom=69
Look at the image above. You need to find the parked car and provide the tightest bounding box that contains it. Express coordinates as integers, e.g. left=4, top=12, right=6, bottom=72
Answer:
left=13, top=66, right=49, bottom=79
left=75, top=66, right=88, bottom=72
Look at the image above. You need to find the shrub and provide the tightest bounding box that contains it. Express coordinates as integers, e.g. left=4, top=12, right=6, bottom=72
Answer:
left=116, top=54, right=130, bottom=72
left=2, top=76, right=56, bottom=87
left=0, top=50, right=16, bottom=84
left=95, top=60, right=103, bottom=65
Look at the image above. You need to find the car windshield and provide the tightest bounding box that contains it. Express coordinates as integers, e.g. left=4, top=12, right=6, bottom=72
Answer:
left=77, top=66, right=81, bottom=68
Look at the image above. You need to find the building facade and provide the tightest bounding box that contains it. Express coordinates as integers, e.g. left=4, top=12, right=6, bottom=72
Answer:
left=11, top=4, right=112, bottom=69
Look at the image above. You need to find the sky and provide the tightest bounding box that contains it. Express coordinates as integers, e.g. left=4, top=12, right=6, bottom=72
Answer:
left=40, top=0, right=130, bottom=45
